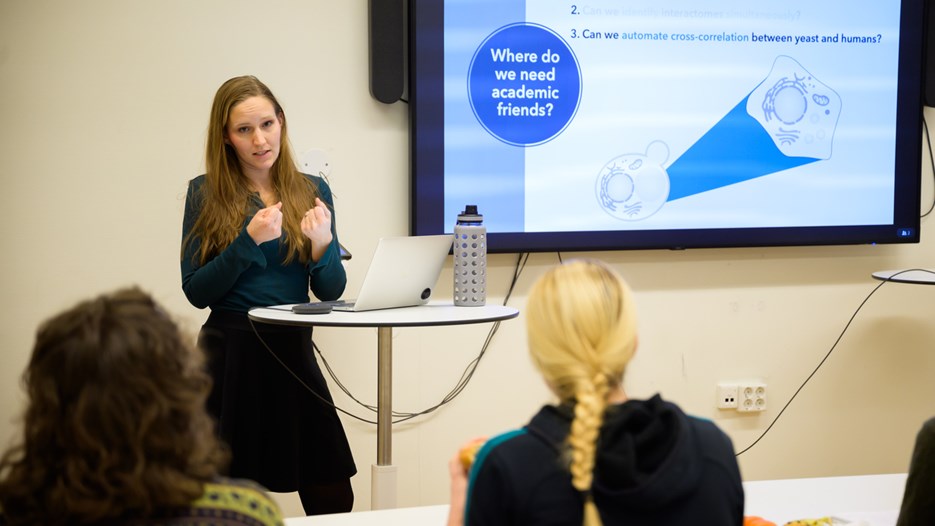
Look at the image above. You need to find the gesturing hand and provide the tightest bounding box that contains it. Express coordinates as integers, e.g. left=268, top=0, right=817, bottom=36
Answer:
left=302, top=197, right=334, bottom=262
left=247, top=201, right=283, bottom=245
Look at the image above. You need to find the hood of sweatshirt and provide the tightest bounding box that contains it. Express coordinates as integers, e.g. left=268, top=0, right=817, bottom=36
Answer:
left=527, top=394, right=705, bottom=512
left=592, top=394, right=703, bottom=510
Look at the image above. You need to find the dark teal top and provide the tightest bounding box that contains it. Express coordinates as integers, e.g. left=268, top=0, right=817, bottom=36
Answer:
left=181, top=174, right=346, bottom=313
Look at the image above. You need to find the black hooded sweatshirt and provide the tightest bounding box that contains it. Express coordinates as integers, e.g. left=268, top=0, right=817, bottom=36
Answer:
left=463, top=394, right=744, bottom=525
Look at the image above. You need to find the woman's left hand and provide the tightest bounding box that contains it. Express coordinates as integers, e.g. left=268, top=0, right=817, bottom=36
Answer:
left=301, top=197, right=333, bottom=262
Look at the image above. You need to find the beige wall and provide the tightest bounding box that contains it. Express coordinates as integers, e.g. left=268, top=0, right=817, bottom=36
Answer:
left=2, top=0, right=935, bottom=517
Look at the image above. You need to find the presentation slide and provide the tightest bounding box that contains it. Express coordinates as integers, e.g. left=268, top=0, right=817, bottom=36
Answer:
left=441, top=0, right=903, bottom=234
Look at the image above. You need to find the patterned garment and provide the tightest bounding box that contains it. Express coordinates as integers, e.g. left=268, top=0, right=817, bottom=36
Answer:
left=115, top=480, right=285, bottom=526
left=1, top=478, right=285, bottom=526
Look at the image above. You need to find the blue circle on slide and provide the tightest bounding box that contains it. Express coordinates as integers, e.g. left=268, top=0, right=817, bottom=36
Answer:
left=468, top=23, right=582, bottom=147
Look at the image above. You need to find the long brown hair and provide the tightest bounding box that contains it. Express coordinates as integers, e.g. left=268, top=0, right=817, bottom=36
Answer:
left=184, top=75, right=318, bottom=265
left=0, top=287, right=228, bottom=525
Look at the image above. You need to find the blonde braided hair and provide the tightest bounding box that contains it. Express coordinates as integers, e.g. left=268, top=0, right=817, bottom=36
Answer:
left=526, top=259, right=638, bottom=526
left=568, top=373, right=609, bottom=491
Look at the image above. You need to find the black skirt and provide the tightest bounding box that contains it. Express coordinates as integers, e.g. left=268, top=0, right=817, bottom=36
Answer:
left=198, top=310, right=357, bottom=492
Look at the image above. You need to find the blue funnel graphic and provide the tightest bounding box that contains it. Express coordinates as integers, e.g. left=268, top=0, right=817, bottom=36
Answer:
left=666, top=96, right=819, bottom=201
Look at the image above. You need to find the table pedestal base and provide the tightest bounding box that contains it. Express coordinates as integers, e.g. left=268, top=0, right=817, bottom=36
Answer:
left=371, top=464, right=398, bottom=510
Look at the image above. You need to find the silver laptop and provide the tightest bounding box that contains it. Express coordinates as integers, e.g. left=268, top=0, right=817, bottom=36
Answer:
left=330, top=234, right=453, bottom=312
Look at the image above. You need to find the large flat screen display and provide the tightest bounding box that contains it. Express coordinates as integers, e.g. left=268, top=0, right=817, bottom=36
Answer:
left=409, top=0, right=926, bottom=253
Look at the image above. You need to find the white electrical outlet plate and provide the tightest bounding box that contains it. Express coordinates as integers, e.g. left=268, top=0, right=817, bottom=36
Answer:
left=716, top=383, right=739, bottom=409
left=737, top=383, right=767, bottom=412
left=717, top=381, right=766, bottom=412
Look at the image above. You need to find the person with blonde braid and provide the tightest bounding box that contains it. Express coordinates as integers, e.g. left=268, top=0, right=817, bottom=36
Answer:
left=447, top=259, right=744, bottom=525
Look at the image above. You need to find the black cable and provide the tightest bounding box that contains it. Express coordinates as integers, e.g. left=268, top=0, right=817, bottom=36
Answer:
left=922, top=113, right=935, bottom=218
left=248, top=316, right=379, bottom=424
left=735, top=268, right=935, bottom=456
left=313, top=251, right=530, bottom=422
left=263, top=252, right=919, bottom=442
left=252, top=252, right=529, bottom=425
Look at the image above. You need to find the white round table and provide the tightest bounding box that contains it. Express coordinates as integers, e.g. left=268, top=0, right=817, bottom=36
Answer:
left=248, top=302, right=519, bottom=510
left=871, top=268, right=935, bottom=285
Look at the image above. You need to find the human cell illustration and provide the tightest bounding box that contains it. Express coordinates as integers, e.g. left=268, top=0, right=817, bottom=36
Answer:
left=747, top=56, right=841, bottom=160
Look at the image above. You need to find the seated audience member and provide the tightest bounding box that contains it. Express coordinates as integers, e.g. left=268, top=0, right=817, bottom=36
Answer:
left=896, top=416, right=935, bottom=526
left=448, top=259, right=744, bottom=526
left=0, top=287, right=284, bottom=526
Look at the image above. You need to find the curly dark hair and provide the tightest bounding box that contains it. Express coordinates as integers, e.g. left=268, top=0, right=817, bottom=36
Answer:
left=0, top=287, right=228, bottom=525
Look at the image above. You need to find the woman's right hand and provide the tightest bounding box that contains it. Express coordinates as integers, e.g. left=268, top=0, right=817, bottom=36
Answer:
left=247, top=201, right=283, bottom=245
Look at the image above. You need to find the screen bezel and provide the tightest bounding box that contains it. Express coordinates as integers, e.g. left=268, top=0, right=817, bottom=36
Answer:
left=409, top=1, right=926, bottom=253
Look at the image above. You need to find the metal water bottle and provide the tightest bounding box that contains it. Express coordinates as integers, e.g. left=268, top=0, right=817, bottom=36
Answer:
left=453, top=205, right=486, bottom=306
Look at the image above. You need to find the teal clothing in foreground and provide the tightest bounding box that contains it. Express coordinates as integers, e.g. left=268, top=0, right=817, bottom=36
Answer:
left=181, top=173, right=346, bottom=313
